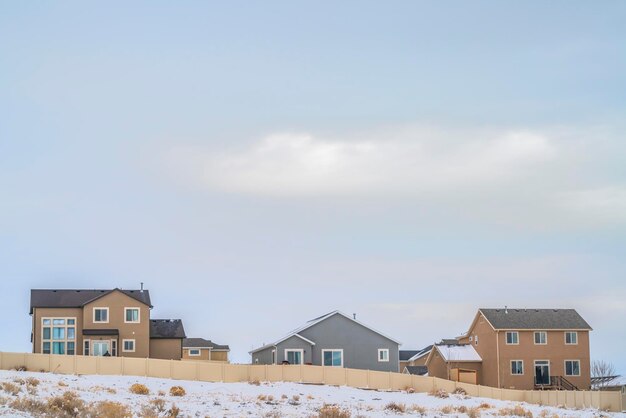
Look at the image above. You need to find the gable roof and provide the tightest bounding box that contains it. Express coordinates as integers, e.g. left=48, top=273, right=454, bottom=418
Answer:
left=183, top=338, right=230, bottom=351
left=430, top=344, right=482, bottom=362
left=250, top=310, right=401, bottom=354
left=407, top=345, right=433, bottom=362
left=30, top=288, right=152, bottom=313
left=150, top=319, right=186, bottom=339
left=403, top=365, right=428, bottom=376
left=479, top=308, right=592, bottom=330
left=399, top=350, right=420, bottom=361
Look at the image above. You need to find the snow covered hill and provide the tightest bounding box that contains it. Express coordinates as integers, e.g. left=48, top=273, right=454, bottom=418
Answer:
left=0, top=370, right=622, bottom=417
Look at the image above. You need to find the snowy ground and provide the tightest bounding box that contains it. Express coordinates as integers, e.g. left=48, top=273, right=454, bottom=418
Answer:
left=0, top=370, right=623, bottom=417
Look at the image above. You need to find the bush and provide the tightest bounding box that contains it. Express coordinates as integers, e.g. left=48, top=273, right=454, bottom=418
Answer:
left=453, top=387, right=467, bottom=395
left=479, top=402, right=492, bottom=409
left=249, top=379, right=261, bottom=386
left=129, top=383, right=150, bottom=395
left=151, top=398, right=167, bottom=412
left=89, top=401, right=132, bottom=418
left=467, top=407, right=481, bottom=418
left=169, top=386, right=186, bottom=397
left=317, top=404, right=351, bottom=418
left=410, top=404, right=427, bottom=415
left=440, top=405, right=454, bottom=414
left=47, top=391, right=86, bottom=417
left=428, top=388, right=449, bottom=398
left=25, top=377, right=40, bottom=387
left=12, top=365, right=27, bottom=371
left=1, top=382, right=21, bottom=396
left=168, top=404, right=181, bottom=417
left=498, top=405, right=533, bottom=417
left=9, top=397, right=48, bottom=415
left=385, top=402, right=406, bottom=413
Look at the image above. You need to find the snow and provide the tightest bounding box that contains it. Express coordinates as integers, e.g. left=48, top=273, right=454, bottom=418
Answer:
left=0, top=370, right=623, bottom=417
left=437, top=344, right=482, bottom=362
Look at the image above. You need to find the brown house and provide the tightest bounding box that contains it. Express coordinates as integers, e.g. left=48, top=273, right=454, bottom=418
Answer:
left=182, top=338, right=230, bottom=362
left=425, top=343, right=482, bottom=384
left=30, top=288, right=186, bottom=360
left=449, top=308, right=592, bottom=390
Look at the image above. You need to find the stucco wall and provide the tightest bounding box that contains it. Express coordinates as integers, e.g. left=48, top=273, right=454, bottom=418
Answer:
left=150, top=338, right=182, bottom=360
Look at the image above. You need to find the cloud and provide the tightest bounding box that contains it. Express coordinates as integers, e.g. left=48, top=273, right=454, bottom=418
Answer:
left=556, top=186, right=626, bottom=225
left=169, top=127, right=556, bottom=197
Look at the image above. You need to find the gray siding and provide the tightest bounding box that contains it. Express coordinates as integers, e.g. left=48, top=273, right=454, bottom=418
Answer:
left=252, top=346, right=275, bottom=365
left=276, top=335, right=313, bottom=364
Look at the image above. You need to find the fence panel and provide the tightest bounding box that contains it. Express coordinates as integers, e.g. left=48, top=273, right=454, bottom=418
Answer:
left=323, top=367, right=346, bottom=386
left=1, top=352, right=26, bottom=370
left=98, top=357, right=122, bottom=375
left=282, top=365, right=302, bottom=383
left=122, top=357, right=146, bottom=377
left=390, top=372, right=412, bottom=391
left=433, top=377, right=456, bottom=393
left=171, top=360, right=197, bottom=381
left=457, top=381, right=480, bottom=397
left=74, top=356, right=96, bottom=375
left=266, top=365, right=283, bottom=382
left=50, top=354, right=75, bottom=374
left=249, top=365, right=268, bottom=382
left=301, top=365, right=324, bottom=384
left=412, top=375, right=434, bottom=393
left=25, top=353, right=51, bottom=373
left=147, top=358, right=172, bottom=379
left=346, top=369, right=368, bottom=389
left=196, top=362, right=223, bottom=382
left=224, top=364, right=248, bottom=383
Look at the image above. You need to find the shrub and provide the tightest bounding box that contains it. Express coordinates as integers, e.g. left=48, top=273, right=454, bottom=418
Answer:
left=281, top=394, right=288, bottom=399
left=440, top=405, right=454, bottom=414
left=257, top=394, right=267, bottom=401
left=89, top=401, right=132, bottom=418
left=249, top=379, right=261, bottom=386
left=130, top=383, right=150, bottom=395
left=404, top=386, right=415, bottom=393
left=151, top=397, right=167, bottom=412
left=157, top=390, right=166, bottom=396
left=47, top=391, right=86, bottom=417
left=457, top=405, right=468, bottom=413
left=25, top=377, right=40, bottom=387
left=479, top=402, right=492, bottom=409
left=410, top=404, right=427, bottom=415
left=169, top=386, right=186, bottom=397
left=317, top=404, right=351, bottom=418
left=12, top=365, right=27, bottom=371
left=385, top=402, right=406, bottom=413
left=498, top=405, right=533, bottom=417
left=453, top=387, right=467, bottom=395
left=428, top=388, right=449, bottom=398
left=58, top=381, right=68, bottom=387
left=1, top=382, right=21, bottom=396
left=9, top=397, right=48, bottom=415
left=168, top=404, right=181, bottom=417
left=467, top=407, right=481, bottom=418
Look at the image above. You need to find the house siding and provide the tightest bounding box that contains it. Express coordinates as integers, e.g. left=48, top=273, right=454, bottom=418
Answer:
left=150, top=339, right=182, bottom=360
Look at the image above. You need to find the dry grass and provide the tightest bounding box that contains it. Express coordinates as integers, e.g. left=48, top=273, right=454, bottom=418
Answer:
left=157, top=389, right=166, bottom=396
left=12, top=365, right=27, bottom=371
left=129, top=383, right=151, bottom=395
left=257, top=394, right=268, bottom=401
left=538, top=410, right=561, bottom=418
left=58, top=381, right=68, bottom=387
left=1, top=382, right=21, bottom=396
left=25, top=377, right=41, bottom=387
left=169, top=386, right=186, bottom=397
left=385, top=402, right=406, bottom=413
left=409, top=404, right=427, bottom=415
left=428, top=388, right=449, bottom=398
left=479, top=402, right=493, bottom=409
left=8, top=397, right=48, bottom=415
left=249, top=378, right=261, bottom=386
left=168, top=404, right=181, bottom=417
left=404, top=386, right=415, bottom=393
left=440, top=405, right=454, bottom=414
left=317, top=404, right=352, bottom=418
left=89, top=401, right=132, bottom=418
left=47, top=391, right=85, bottom=417
left=281, top=393, right=288, bottom=399
left=151, top=397, right=167, bottom=412
left=453, top=387, right=467, bottom=395
left=498, top=405, right=534, bottom=417
left=467, top=407, right=481, bottom=418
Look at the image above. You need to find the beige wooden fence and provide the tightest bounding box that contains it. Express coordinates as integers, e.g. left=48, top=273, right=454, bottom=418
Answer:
left=0, top=352, right=622, bottom=412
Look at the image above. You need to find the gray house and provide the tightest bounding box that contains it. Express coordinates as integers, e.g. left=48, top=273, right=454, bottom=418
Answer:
left=250, top=311, right=401, bottom=372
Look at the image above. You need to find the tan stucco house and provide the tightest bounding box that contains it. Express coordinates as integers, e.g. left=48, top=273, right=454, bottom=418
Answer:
left=30, top=288, right=186, bottom=360
left=182, top=338, right=230, bottom=362
left=436, top=308, right=593, bottom=390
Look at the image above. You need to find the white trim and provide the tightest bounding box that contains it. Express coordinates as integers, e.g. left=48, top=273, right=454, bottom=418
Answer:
left=564, top=331, right=578, bottom=345
left=407, top=348, right=431, bottom=362
left=124, top=307, right=141, bottom=324
left=271, top=349, right=276, bottom=365
left=122, top=339, right=136, bottom=353
left=534, top=360, right=551, bottom=385
left=564, top=359, right=581, bottom=377
left=321, top=349, right=344, bottom=367
left=83, top=339, right=90, bottom=356
left=284, top=349, right=304, bottom=365
left=505, top=331, right=519, bottom=345
left=188, top=348, right=201, bottom=357
left=93, top=307, right=109, bottom=323
left=511, top=360, right=524, bottom=375
left=378, top=348, right=390, bottom=362
left=534, top=331, right=547, bottom=345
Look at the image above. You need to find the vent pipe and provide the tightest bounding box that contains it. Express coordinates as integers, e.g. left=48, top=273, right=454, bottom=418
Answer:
left=353, top=313, right=356, bottom=320
left=140, top=282, right=144, bottom=293
left=505, top=305, right=508, bottom=314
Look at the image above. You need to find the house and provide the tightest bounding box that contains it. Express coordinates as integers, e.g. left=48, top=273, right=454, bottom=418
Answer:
left=250, top=311, right=401, bottom=372
left=424, top=343, right=482, bottom=384
left=403, top=365, right=428, bottom=376
left=182, top=338, right=230, bottom=362
left=453, top=308, right=592, bottom=390
left=591, top=375, right=626, bottom=393
left=30, top=288, right=186, bottom=360
left=399, top=350, right=420, bottom=373
left=405, top=345, right=433, bottom=367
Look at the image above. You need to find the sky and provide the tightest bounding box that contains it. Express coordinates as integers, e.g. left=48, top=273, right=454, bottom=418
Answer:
left=1, top=1, right=625, bottom=371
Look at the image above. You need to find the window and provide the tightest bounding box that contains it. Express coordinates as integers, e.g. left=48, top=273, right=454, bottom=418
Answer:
left=124, top=308, right=140, bottom=323
left=271, top=350, right=276, bottom=364
left=42, top=317, right=76, bottom=356
left=511, top=360, right=524, bottom=375
left=565, top=332, right=578, bottom=345
left=322, top=349, right=343, bottom=367
left=506, top=331, right=519, bottom=345
left=565, top=360, right=580, bottom=376
left=475, top=335, right=479, bottom=345
left=285, top=349, right=303, bottom=365
left=93, top=308, right=109, bottom=323
left=534, top=331, right=547, bottom=345
left=189, top=349, right=201, bottom=356
left=111, top=340, right=117, bottom=356
left=122, top=339, right=135, bottom=352
left=84, top=340, right=90, bottom=356
left=378, top=349, right=390, bottom=362
left=469, top=336, right=473, bottom=341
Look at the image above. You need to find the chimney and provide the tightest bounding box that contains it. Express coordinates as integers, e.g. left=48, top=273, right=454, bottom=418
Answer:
left=353, top=313, right=356, bottom=320
left=140, top=282, right=144, bottom=293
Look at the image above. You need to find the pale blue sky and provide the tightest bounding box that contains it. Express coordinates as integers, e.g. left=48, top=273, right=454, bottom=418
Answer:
left=1, top=1, right=625, bottom=370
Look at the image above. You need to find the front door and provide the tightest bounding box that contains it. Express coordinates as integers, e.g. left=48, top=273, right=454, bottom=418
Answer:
left=534, top=360, right=550, bottom=385
left=92, top=341, right=110, bottom=356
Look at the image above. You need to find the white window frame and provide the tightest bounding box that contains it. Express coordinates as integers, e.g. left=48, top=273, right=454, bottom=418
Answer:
left=377, top=348, right=390, bottom=362
left=41, top=317, right=77, bottom=356
left=284, top=349, right=304, bottom=365
left=564, top=359, right=581, bottom=377
left=564, top=331, right=578, bottom=345
left=475, top=335, right=479, bottom=345
left=84, top=339, right=90, bottom=356
left=511, top=360, right=524, bottom=375
left=534, top=331, right=547, bottom=345
left=93, top=307, right=109, bottom=323
left=188, top=349, right=201, bottom=357
left=271, top=349, right=276, bottom=365
left=321, top=349, right=344, bottom=367
left=124, top=307, right=141, bottom=324
left=505, top=331, right=519, bottom=345
left=122, top=339, right=136, bottom=353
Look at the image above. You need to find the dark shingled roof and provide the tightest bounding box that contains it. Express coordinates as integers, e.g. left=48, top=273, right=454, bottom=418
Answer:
left=183, top=338, right=230, bottom=351
left=83, top=329, right=119, bottom=336
left=404, top=366, right=428, bottom=376
left=399, top=350, right=420, bottom=361
left=30, top=288, right=151, bottom=313
left=480, top=308, right=592, bottom=330
left=150, top=319, right=186, bottom=339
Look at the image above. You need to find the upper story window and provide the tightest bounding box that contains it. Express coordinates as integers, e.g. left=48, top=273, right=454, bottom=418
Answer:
left=505, top=331, right=519, bottom=345
left=474, top=335, right=479, bottom=345
left=378, top=349, right=390, bottom=362
left=93, top=308, right=109, bottom=323
left=124, top=308, right=140, bottom=323
left=565, top=360, right=580, bottom=376
left=565, top=331, right=578, bottom=345
left=42, top=317, right=76, bottom=355
left=534, top=331, right=547, bottom=345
